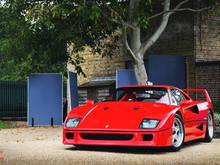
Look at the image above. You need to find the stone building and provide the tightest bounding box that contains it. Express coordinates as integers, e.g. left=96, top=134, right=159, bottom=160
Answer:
left=68, top=8, right=220, bottom=106
left=194, top=11, right=220, bottom=105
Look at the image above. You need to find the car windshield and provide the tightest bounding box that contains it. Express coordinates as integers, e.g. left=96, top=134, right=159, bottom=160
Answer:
left=112, top=87, right=170, bottom=104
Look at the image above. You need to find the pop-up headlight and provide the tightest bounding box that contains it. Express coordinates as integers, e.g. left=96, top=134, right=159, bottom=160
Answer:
left=65, top=118, right=81, bottom=128
left=139, top=119, right=160, bottom=129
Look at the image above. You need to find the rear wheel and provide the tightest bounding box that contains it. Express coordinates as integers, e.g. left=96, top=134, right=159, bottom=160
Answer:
left=170, top=114, right=184, bottom=151
left=204, top=110, right=214, bottom=142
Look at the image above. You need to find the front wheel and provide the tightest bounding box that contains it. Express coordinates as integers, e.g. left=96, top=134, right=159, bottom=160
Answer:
left=169, top=114, right=185, bottom=151
left=204, top=110, right=214, bottom=142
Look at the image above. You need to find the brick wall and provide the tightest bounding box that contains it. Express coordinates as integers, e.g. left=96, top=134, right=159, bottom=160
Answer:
left=195, top=11, right=220, bottom=62
left=68, top=46, right=127, bottom=85
left=195, top=63, right=220, bottom=105
left=193, top=11, right=220, bottom=106
left=148, top=12, right=194, bottom=56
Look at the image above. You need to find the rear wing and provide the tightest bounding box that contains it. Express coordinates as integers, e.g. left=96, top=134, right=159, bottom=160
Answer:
left=182, top=88, right=212, bottom=103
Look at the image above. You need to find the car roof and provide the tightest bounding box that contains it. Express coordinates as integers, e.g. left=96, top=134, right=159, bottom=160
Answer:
left=117, top=85, right=176, bottom=89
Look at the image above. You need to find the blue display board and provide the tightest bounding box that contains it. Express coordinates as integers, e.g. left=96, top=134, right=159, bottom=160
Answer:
left=116, top=55, right=186, bottom=88
left=68, top=71, right=78, bottom=109
left=28, top=73, right=63, bottom=126
left=116, top=69, right=137, bottom=88
left=148, top=55, right=186, bottom=88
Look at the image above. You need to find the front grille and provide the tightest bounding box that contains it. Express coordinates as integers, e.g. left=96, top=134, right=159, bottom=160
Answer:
left=142, top=134, right=153, bottom=141
left=66, top=133, right=74, bottom=139
left=80, top=133, right=133, bottom=141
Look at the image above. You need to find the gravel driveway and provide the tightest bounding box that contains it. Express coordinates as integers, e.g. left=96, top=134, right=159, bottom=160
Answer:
left=0, top=127, right=220, bottom=165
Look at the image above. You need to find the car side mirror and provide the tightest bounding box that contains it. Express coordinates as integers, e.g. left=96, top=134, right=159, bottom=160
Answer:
left=84, top=100, right=94, bottom=105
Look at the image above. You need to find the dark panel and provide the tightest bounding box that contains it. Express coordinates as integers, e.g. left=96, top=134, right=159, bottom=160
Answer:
left=0, top=81, right=27, bottom=119
left=68, top=71, right=78, bottom=108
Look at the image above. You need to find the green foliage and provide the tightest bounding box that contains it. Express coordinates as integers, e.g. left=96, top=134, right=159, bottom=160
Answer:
left=0, top=0, right=69, bottom=80
left=0, top=0, right=218, bottom=81
left=214, top=2, right=220, bottom=15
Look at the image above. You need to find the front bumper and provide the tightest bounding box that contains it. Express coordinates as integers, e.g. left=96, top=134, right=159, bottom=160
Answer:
left=63, top=128, right=172, bottom=147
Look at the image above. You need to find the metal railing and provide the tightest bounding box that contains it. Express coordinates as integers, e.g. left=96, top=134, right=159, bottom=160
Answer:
left=0, top=81, right=27, bottom=120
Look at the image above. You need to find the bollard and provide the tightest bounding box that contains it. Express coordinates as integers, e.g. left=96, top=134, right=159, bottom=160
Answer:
left=31, top=118, right=34, bottom=127
left=51, top=117, right=54, bottom=127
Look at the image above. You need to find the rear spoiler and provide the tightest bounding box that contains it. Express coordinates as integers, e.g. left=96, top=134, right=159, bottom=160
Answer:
left=182, top=88, right=212, bottom=103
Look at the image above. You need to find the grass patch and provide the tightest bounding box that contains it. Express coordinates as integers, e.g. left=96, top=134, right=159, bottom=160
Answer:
left=0, top=120, right=16, bottom=129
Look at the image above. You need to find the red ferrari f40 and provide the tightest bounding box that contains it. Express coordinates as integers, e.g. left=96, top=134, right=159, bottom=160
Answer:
left=63, top=85, right=214, bottom=151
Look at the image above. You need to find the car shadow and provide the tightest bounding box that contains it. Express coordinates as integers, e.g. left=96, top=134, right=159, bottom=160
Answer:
left=182, top=139, right=202, bottom=149
left=65, top=139, right=203, bottom=154
left=66, top=145, right=167, bottom=154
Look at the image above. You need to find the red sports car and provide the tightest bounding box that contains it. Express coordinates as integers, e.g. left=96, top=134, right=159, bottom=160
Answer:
left=63, top=85, right=214, bottom=151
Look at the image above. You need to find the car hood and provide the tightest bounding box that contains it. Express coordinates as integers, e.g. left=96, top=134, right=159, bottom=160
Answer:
left=69, top=102, right=178, bottom=130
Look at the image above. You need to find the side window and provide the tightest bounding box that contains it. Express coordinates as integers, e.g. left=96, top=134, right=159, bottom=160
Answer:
left=171, top=89, right=186, bottom=105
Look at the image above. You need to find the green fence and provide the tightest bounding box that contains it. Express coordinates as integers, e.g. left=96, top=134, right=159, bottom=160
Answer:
left=0, top=81, right=27, bottom=119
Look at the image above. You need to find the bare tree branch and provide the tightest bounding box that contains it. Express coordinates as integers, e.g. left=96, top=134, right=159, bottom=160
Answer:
left=170, top=7, right=211, bottom=13
left=174, top=0, right=190, bottom=10
left=122, top=28, right=139, bottom=63
left=129, top=0, right=141, bottom=22
left=128, top=0, right=142, bottom=55
left=102, top=2, right=139, bottom=63
left=140, top=0, right=171, bottom=55
left=149, top=7, right=210, bottom=20
left=149, top=0, right=189, bottom=19
left=140, top=0, right=211, bottom=55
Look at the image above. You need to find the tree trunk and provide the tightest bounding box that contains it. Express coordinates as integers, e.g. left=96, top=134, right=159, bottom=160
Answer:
left=125, top=0, right=171, bottom=85
left=133, top=55, right=148, bottom=85
left=127, top=0, right=148, bottom=85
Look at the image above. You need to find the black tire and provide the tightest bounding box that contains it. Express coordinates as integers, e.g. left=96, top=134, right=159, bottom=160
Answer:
left=169, top=114, right=185, bottom=152
left=204, top=110, right=214, bottom=142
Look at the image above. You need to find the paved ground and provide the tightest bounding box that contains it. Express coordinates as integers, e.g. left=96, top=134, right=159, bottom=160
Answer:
left=0, top=127, right=220, bottom=165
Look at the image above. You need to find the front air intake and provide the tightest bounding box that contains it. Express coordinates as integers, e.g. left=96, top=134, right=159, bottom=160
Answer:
left=66, top=133, right=74, bottom=139
left=142, top=134, right=153, bottom=141
left=80, top=133, right=133, bottom=140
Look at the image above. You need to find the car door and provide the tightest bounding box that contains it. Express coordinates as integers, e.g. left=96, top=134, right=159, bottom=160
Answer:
left=170, top=88, right=199, bottom=140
